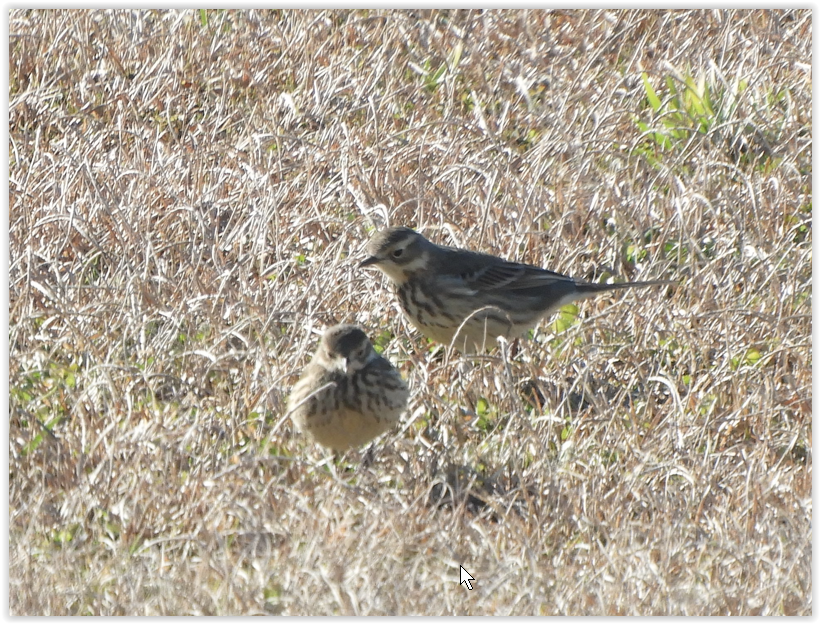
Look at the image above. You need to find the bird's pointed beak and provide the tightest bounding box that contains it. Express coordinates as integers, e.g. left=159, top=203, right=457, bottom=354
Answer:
left=359, top=255, right=379, bottom=268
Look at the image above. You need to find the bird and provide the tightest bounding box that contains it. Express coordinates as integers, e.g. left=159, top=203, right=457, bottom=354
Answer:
left=360, top=226, right=673, bottom=352
left=287, top=324, right=409, bottom=452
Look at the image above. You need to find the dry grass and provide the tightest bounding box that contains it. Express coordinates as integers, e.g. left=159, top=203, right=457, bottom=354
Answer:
left=9, top=9, right=811, bottom=615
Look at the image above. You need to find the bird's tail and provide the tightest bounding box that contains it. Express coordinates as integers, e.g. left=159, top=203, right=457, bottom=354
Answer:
left=574, top=279, right=676, bottom=296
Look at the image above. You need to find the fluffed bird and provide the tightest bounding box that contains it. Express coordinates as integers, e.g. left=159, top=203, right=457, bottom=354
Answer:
left=288, top=324, right=409, bottom=451
left=361, top=226, right=673, bottom=352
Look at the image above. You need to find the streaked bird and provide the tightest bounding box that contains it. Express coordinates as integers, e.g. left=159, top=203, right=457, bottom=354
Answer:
left=361, top=226, right=673, bottom=352
left=288, top=324, right=409, bottom=451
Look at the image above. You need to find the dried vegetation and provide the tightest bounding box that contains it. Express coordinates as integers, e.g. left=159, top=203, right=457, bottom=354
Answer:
left=9, top=9, right=812, bottom=615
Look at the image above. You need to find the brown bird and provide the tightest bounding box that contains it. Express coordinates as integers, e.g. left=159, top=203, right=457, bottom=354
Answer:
left=361, top=226, right=673, bottom=352
left=288, top=324, right=409, bottom=451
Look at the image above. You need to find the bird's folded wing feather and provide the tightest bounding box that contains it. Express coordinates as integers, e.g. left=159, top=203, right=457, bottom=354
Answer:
left=463, top=260, right=574, bottom=292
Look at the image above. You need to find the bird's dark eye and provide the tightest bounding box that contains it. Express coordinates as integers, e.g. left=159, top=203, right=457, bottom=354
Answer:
left=391, top=248, right=404, bottom=259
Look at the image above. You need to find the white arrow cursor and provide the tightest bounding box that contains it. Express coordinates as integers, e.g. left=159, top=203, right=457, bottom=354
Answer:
left=459, top=565, right=475, bottom=590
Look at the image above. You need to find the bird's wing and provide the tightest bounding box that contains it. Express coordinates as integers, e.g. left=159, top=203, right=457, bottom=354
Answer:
left=461, top=256, right=575, bottom=292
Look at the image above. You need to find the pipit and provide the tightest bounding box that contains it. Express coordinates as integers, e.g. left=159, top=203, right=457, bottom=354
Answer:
left=361, top=226, right=673, bottom=352
left=288, top=324, right=409, bottom=451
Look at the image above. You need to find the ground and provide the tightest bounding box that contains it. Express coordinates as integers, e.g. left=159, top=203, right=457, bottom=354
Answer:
left=9, top=9, right=812, bottom=615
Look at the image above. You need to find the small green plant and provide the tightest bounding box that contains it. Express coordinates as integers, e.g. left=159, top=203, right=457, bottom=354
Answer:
left=551, top=303, right=580, bottom=334
left=371, top=329, right=394, bottom=355
left=731, top=346, right=764, bottom=370
left=633, top=68, right=747, bottom=167
left=475, top=397, right=496, bottom=433
left=415, top=41, right=463, bottom=93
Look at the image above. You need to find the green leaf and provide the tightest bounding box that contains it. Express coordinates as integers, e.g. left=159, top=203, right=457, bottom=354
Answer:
left=641, top=72, right=662, bottom=111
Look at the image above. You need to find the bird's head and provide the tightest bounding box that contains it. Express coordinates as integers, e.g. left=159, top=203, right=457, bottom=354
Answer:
left=360, top=226, right=429, bottom=284
left=319, top=324, right=377, bottom=374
